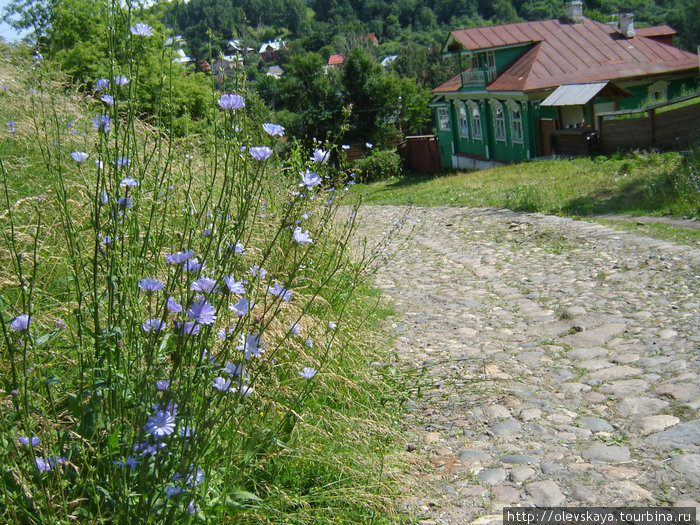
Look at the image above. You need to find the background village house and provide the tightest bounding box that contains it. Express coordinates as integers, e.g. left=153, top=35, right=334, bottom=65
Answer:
left=430, top=1, right=699, bottom=170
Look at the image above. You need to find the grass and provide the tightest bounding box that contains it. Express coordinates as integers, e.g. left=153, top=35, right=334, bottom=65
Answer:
left=593, top=219, right=700, bottom=248
left=1, top=41, right=413, bottom=523
left=350, top=152, right=700, bottom=218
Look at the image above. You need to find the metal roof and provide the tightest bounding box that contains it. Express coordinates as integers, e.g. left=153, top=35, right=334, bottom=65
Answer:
left=540, top=81, right=632, bottom=106
left=434, top=18, right=698, bottom=94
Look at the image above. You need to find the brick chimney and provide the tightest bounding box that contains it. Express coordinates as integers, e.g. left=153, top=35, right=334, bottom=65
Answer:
left=620, top=12, right=635, bottom=38
left=566, top=1, right=584, bottom=24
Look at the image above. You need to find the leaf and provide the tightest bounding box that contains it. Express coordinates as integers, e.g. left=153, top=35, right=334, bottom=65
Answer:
left=44, top=375, right=62, bottom=386
left=35, top=329, right=58, bottom=347
left=108, top=424, right=121, bottom=451
left=158, top=332, right=172, bottom=354
left=229, top=489, right=261, bottom=503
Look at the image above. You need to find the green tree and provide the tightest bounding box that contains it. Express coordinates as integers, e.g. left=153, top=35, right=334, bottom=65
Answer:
left=277, top=51, right=345, bottom=145
left=491, top=0, right=522, bottom=24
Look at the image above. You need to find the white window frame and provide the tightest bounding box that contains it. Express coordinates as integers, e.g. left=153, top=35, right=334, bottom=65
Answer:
left=491, top=100, right=506, bottom=142
left=457, top=102, right=469, bottom=139
left=437, top=106, right=450, bottom=131
left=508, top=101, right=523, bottom=144
left=467, top=100, right=482, bottom=141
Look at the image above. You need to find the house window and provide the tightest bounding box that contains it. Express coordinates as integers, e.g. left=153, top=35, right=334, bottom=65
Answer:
left=457, top=103, right=469, bottom=138
left=648, top=80, right=669, bottom=103
left=469, top=102, right=482, bottom=140
left=437, top=107, right=450, bottom=131
left=477, top=51, right=495, bottom=69
left=510, top=104, right=523, bottom=144
left=494, top=103, right=506, bottom=142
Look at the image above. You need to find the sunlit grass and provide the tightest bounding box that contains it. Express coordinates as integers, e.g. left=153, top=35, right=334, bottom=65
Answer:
left=350, top=152, right=699, bottom=218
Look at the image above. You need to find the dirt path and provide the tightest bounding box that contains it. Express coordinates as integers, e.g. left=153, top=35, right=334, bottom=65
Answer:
left=354, top=206, right=700, bottom=524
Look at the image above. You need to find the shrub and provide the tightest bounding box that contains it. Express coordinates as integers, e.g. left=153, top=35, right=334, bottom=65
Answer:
left=353, top=149, right=404, bottom=183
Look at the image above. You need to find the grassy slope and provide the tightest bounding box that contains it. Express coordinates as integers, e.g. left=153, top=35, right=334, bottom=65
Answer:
left=350, top=153, right=699, bottom=218
left=0, top=45, right=410, bottom=524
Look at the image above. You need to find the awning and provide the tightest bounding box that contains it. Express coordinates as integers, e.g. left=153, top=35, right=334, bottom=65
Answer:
left=541, top=81, right=632, bottom=106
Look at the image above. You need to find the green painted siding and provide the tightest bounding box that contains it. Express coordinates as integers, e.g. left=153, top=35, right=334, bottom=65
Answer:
left=485, top=100, right=531, bottom=162
left=453, top=100, right=489, bottom=158
left=494, top=46, right=528, bottom=72
left=433, top=105, right=454, bottom=169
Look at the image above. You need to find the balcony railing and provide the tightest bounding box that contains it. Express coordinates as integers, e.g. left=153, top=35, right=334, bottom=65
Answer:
left=461, top=67, right=497, bottom=88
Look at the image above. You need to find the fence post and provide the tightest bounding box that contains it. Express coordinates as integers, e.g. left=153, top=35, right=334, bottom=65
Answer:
left=649, top=108, right=657, bottom=148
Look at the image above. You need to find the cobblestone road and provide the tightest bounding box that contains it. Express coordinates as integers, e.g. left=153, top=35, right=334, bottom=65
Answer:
left=354, top=206, right=700, bottom=524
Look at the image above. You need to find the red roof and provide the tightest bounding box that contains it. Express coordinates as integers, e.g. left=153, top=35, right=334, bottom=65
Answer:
left=634, top=25, right=676, bottom=38
left=364, top=32, right=379, bottom=45
left=327, top=54, right=344, bottom=66
left=434, top=18, right=698, bottom=94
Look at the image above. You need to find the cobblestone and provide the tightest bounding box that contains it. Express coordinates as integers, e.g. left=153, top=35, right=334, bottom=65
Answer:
left=354, top=206, right=700, bottom=524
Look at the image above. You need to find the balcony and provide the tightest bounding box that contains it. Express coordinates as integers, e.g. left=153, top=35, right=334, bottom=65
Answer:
left=461, top=67, right=497, bottom=88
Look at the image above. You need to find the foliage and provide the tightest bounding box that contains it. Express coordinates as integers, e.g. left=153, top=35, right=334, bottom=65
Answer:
left=0, top=10, right=408, bottom=522
left=3, top=0, right=698, bottom=167
left=353, top=149, right=404, bottom=183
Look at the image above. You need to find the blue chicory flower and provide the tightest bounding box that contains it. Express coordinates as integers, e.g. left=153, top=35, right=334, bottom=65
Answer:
left=186, top=298, right=216, bottom=325
left=299, top=367, right=317, bottom=379
left=10, top=314, right=31, bottom=331
left=229, top=297, right=251, bottom=316
left=183, top=257, right=204, bottom=273
left=138, top=278, right=165, bottom=292
left=18, top=436, right=41, bottom=446
left=166, top=296, right=182, bottom=313
left=224, top=276, right=246, bottom=294
left=300, top=170, right=321, bottom=188
left=71, top=151, right=88, bottom=162
left=211, top=377, right=231, bottom=391
left=223, top=362, right=244, bottom=376
left=115, top=75, right=129, bottom=86
left=142, top=318, right=166, bottom=332
left=95, top=78, right=109, bottom=90
left=262, top=122, right=285, bottom=136
left=293, top=227, right=313, bottom=246
left=310, top=148, right=329, bottom=163
left=239, top=384, right=254, bottom=396
left=190, top=276, right=218, bottom=293
left=268, top=282, right=291, bottom=302
left=144, top=410, right=175, bottom=437
left=218, top=93, right=245, bottom=110
left=165, top=249, right=194, bottom=263
left=249, top=265, right=267, bottom=279
left=249, top=146, right=273, bottom=161
left=35, top=457, right=52, bottom=471
left=130, top=23, right=153, bottom=37
left=101, top=94, right=114, bottom=106
left=238, top=334, right=264, bottom=360
left=93, top=114, right=111, bottom=132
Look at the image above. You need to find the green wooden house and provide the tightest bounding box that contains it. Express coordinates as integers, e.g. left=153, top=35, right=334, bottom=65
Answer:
left=431, top=1, right=699, bottom=169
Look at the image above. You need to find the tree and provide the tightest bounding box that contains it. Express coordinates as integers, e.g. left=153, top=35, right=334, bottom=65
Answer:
left=491, top=0, right=521, bottom=24
left=1, top=0, right=55, bottom=40
left=277, top=52, right=346, bottom=145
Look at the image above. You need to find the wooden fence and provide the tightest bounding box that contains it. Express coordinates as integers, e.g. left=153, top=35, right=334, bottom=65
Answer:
left=597, top=93, right=700, bottom=153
